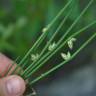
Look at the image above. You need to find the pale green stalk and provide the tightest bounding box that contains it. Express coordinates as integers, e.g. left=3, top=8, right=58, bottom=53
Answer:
left=23, top=0, right=94, bottom=78
left=5, top=56, right=20, bottom=76
left=42, top=0, right=74, bottom=32
left=18, top=60, right=29, bottom=75
left=11, top=0, right=74, bottom=74
left=11, top=32, right=47, bottom=74
left=56, top=0, right=93, bottom=46
left=25, top=20, right=96, bottom=79
left=21, top=8, right=72, bottom=76
left=29, top=32, right=96, bottom=85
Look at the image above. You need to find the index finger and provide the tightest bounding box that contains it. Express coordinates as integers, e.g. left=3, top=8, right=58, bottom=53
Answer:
left=0, top=53, right=16, bottom=77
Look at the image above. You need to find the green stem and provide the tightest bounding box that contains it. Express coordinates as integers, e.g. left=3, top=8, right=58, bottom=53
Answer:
left=11, top=0, right=74, bottom=74
left=11, top=32, right=47, bottom=74
left=29, top=32, right=96, bottom=85
left=43, top=0, right=74, bottom=32
left=21, top=8, right=72, bottom=77
left=25, top=21, right=96, bottom=79
left=18, top=60, right=29, bottom=76
left=5, top=56, right=20, bottom=76
left=56, top=0, right=93, bottom=46
left=23, top=0, right=94, bottom=78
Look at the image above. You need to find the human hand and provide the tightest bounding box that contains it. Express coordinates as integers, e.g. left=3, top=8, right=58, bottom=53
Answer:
left=0, top=53, right=26, bottom=96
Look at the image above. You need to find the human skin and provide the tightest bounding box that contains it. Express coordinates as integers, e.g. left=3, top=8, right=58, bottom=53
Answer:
left=0, top=53, right=26, bottom=96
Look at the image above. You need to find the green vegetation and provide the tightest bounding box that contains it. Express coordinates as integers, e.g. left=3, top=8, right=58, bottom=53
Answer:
left=0, top=0, right=96, bottom=95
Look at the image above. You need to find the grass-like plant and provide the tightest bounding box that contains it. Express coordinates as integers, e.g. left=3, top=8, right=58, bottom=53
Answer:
left=0, top=0, right=96, bottom=95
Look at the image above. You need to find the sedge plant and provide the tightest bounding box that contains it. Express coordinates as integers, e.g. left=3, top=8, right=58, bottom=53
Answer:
left=0, top=0, right=96, bottom=95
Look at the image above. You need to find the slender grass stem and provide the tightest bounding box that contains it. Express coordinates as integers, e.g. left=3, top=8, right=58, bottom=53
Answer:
left=22, top=60, right=29, bottom=69
left=18, top=60, right=29, bottom=76
left=39, top=8, right=73, bottom=58
left=11, top=0, right=74, bottom=74
left=25, top=20, right=96, bottom=79
left=42, top=0, right=74, bottom=32
left=56, top=0, right=93, bottom=46
left=29, top=32, right=96, bottom=85
left=4, top=56, right=20, bottom=76
left=11, top=32, right=47, bottom=74
left=21, top=9, right=72, bottom=77
left=23, top=0, right=95, bottom=78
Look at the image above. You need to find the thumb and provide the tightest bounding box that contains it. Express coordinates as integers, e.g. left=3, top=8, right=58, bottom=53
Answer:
left=0, top=75, right=26, bottom=96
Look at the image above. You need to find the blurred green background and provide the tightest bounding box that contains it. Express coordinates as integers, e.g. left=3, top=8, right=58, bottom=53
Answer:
left=0, top=0, right=96, bottom=96
left=0, top=0, right=96, bottom=58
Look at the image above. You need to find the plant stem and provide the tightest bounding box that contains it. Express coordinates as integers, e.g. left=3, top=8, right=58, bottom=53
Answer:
left=56, top=0, right=93, bottom=46
left=42, top=0, right=74, bottom=32
left=25, top=20, right=96, bottom=79
left=5, top=56, right=20, bottom=76
left=11, top=32, right=47, bottom=74
left=11, top=0, right=74, bottom=74
left=21, top=8, right=72, bottom=77
left=23, top=0, right=95, bottom=78
left=29, top=32, right=96, bottom=85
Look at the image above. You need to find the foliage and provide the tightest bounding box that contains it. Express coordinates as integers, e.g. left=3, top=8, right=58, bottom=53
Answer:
left=0, top=0, right=96, bottom=96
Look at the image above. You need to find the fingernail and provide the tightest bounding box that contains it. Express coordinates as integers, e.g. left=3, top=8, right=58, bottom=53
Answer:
left=6, top=77, right=21, bottom=95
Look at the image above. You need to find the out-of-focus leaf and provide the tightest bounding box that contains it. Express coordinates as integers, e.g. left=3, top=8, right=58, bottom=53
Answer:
left=15, top=17, right=27, bottom=28
left=3, top=24, right=14, bottom=40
